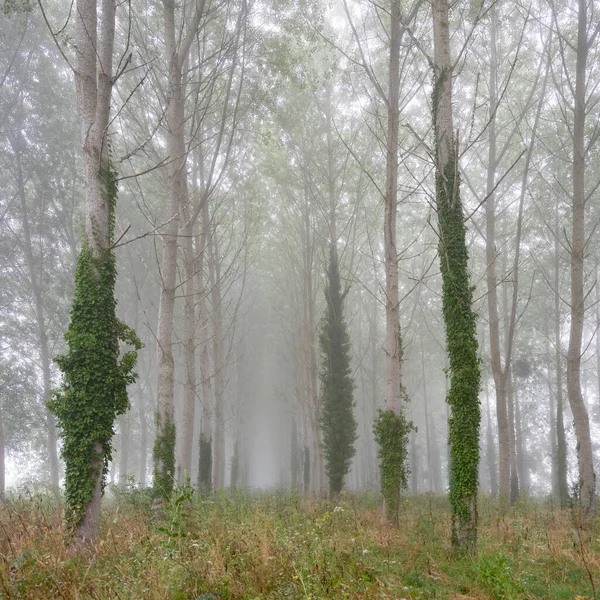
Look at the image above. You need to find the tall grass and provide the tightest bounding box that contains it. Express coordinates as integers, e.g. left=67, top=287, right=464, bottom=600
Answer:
left=0, top=487, right=597, bottom=599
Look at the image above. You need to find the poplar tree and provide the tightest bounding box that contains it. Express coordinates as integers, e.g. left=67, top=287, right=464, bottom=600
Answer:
left=48, top=0, right=140, bottom=543
left=432, top=0, right=481, bottom=552
left=319, top=246, right=357, bottom=495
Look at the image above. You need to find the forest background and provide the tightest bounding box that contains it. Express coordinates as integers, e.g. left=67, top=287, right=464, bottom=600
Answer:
left=1, top=0, right=600, bottom=593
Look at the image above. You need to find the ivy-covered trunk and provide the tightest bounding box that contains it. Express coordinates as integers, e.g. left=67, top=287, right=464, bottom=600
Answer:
left=51, top=164, right=141, bottom=541
left=49, top=0, right=139, bottom=544
left=431, top=0, right=481, bottom=553
left=319, top=246, right=357, bottom=496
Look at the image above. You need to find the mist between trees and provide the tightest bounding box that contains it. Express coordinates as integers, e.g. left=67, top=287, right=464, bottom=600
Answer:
left=0, top=0, right=599, bottom=551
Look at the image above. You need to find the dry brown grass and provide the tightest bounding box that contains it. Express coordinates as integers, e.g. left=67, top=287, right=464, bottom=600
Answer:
left=0, top=491, right=597, bottom=599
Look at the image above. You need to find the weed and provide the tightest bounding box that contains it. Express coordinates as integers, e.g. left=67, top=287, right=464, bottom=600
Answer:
left=0, top=490, right=597, bottom=599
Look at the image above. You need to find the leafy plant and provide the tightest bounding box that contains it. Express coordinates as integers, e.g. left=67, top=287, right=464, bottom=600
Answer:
left=319, top=246, right=357, bottom=495
left=49, top=164, right=142, bottom=532
left=373, top=408, right=413, bottom=523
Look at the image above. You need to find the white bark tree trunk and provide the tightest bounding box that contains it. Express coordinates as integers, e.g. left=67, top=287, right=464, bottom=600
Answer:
left=383, top=0, right=402, bottom=416
left=567, top=0, right=596, bottom=520
left=483, top=7, right=511, bottom=508
left=74, top=0, right=116, bottom=542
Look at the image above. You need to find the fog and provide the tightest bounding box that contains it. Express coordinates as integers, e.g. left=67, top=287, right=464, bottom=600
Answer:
left=1, top=0, right=599, bottom=513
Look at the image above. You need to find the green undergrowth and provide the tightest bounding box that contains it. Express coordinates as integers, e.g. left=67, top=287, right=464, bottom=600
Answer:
left=0, top=489, right=597, bottom=599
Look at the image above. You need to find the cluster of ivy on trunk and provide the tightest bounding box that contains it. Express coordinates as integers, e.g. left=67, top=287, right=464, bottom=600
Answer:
left=319, top=246, right=357, bottom=495
left=49, top=165, right=141, bottom=532
left=198, top=435, right=212, bottom=494
left=153, top=419, right=176, bottom=498
left=373, top=408, right=413, bottom=523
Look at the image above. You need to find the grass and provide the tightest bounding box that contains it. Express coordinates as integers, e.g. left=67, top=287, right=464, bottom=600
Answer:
left=0, top=486, right=598, bottom=599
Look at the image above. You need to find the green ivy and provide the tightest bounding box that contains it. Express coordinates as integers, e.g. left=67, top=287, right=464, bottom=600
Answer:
left=373, top=409, right=413, bottom=523
left=319, top=246, right=357, bottom=495
left=49, top=164, right=141, bottom=532
left=198, top=435, right=212, bottom=494
left=432, top=70, right=481, bottom=552
left=153, top=420, right=176, bottom=499
left=230, top=440, right=240, bottom=490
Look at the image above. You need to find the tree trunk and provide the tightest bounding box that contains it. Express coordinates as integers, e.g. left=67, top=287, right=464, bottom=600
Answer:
left=547, top=326, right=558, bottom=502
left=136, top=381, right=148, bottom=487
left=432, top=0, right=481, bottom=551
left=179, top=212, right=198, bottom=483
left=71, top=0, right=116, bottom=543
left=422, top=345, right=441, bottom=493
left=0, top=412, right=5, bottom=500
left=13, top=144, right=59, bottom=488
left=300, top=189, right=323, bottom=493
left=567, top=0, right=596, bottom=520
left=514, top=390, right=529, bottom=496
left=597, top=274, right=600, bottom=429
left=153, top=0, right=184, bottom=498
left=506, top=370, right=519, bottom=504
left=209, top=223, right=226, bottom=490
left=553, top=198, right=569, bottom=508
left=198, top=200, right=212, bottom=492
left=118, top=413, right=130, bottom=488
left=410, top=431, right=418, bottom=494
left=383, top=0, right=401, bottom=416
left=485, top=382, right=498, bottom=497
left=483, top=7, right=512, bottom=509
left=370, top=299, right=380, bottom=491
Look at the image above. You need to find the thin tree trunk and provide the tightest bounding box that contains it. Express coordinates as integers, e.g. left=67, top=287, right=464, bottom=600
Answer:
left=485, top=381, right=498, bottom=497
left=514, top=389, right=528, bottom=496
left=154, top=0, right=206, bottom=495
left=552, top=198, right=569, bottom=508
left=13, top=146, right=59, bottom=488
left=383, top=0, right=402, bottom=416
left=179, top=213, right=197, bottom=483
left=118, top=413, right=130, bottom=488
left=209, top=223, right=225, bottom=490
left=547, top=325, right=558, bottom=501
left=0, top=412, right=5, bottom=500
left=410, top=431, right=418, bottom=494
left=506, top=369, right=519, bottom=504
left=136, top=381, right=148, bottom=487
left=301, top=189, right=323, bottom=493
left=198, top=200, right=212, bottom=492
left=370, top=299, right=380, bottom=491
left=422, top=345, right=441, bottom=492
left=154, top=0, right=183, bottom=497
left=597, top=275, right=600, bottom=429
left=483, top=7, right=511, bottom=509
left=567, top=0, right=596, bottom=520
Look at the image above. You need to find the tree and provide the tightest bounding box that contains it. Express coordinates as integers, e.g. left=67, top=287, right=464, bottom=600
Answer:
left=564, top=0, right=597, bottom=521
left=339, top=0, right=422, bottom=520
left=431, top=0, right=481, bottom=551
left=153, top=0, right=204, bottom=499
left=319, top=245, right=357, bottom=495
left=49, top=0, right=140, bottom=542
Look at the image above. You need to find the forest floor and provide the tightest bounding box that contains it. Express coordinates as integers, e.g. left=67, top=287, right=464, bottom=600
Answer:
left=0, top=487, right=598, bottom=599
